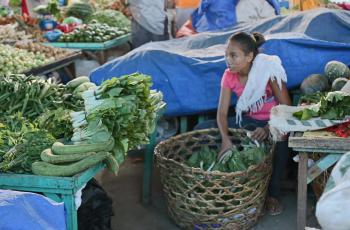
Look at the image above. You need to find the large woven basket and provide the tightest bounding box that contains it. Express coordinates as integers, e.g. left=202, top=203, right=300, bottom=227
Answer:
left=155, top=128, right=273, bottom=230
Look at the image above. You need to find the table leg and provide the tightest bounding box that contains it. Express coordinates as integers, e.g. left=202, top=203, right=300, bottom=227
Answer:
left=180, top=116, right=187, bottom=133
left=297, top=152, right=308, bottom=230
left=63, top=194, right=78, bottom=230
left=142, top=129, right=157, bottom=205
left=97, top=51, right=107, bottom=65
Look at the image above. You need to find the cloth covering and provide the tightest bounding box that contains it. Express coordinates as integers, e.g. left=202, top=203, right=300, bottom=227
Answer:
left=235, top=53, right=287, bottom=126
left=316, top=151, right=350, bottom=230
left=269, top=104, right=349, bottom=140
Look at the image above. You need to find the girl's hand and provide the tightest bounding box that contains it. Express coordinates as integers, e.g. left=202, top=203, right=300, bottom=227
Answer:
left=218, top=138, right=233, bottom=160
left=250, top=127, right=269, bottom=141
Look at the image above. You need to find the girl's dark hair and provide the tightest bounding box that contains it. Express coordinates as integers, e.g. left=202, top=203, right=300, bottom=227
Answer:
left=228, top=32, right=265, bottom=57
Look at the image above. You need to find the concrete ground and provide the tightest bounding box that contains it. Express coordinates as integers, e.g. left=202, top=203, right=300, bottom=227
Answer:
left=96, top=155, right=320, bottom=230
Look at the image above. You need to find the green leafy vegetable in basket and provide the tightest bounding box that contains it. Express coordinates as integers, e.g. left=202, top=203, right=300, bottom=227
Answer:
left=186, top=141, right=268, bottom=173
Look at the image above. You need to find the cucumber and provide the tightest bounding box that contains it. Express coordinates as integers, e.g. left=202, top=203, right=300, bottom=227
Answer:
left=41, top=148, right=96, bottom=164
left=73, top=82, right=96, bottom=96
left=52, top=138, right=114, bottom=155
left=32, top=152, right=111, bottom=177
left=66, top=76, right=90, bottom=89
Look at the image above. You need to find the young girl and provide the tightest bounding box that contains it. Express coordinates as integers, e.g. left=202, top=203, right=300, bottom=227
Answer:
left=212, top=32, right=292, bottom=215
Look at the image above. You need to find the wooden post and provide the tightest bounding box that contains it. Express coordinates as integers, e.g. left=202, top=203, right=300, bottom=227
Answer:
left=297, top=152, right=308, bottom=230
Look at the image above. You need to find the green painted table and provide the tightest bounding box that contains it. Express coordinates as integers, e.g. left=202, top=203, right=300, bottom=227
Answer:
left=289, top=131, right=350, bottom=230
left=0, top=163, right=105, bottom=230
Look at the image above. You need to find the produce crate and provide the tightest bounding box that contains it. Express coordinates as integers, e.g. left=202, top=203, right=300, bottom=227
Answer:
left=44, top=34, right=131, bottom=50
left=155, top=128, right=273, bottom=230
left=0, top=163, right=104, bottom=230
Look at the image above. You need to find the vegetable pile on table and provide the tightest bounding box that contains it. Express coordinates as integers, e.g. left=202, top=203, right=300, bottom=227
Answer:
left=15, top=41, right=74, bottom=60
left=0, top=45, right=50, bottom=75
left=58, top=21, right=128, bottom=43
left=87, top=9, right=130, bottom=30
left=293, top=91, right=350, bottom=120
left=0, top=73, right=165, bottom=177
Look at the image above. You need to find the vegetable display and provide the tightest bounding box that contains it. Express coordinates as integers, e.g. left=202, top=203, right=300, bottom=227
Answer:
left=0, top=45, right=49, bottom=75
left=87, top=9, right=130, bottom=31
left=58, top=22, right=128, bottom=43
left=15, top=41, right=73, bottom=60
left=0, top=24, right=32, bottom=43
left=294, top=91, right=350, bottom=120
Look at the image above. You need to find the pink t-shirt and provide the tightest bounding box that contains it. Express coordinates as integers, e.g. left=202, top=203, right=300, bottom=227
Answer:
left=221, top=69, right=278, bottom=121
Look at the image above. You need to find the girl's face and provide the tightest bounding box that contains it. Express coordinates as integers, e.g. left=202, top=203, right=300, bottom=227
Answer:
left=225, top=41, right=253, bottom=74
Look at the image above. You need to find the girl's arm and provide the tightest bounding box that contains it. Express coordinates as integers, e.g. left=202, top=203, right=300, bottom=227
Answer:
left=217, top=87, right=233, bottom=156
left=251, top=80, right=291, bottom=141
left=270, top=80, right=292, bottom=106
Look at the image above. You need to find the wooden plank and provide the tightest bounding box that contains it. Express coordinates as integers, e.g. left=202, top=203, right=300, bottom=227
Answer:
left=307, top=153, right=342, bottom=184
left=297, top=152, right=308, bottom=230
left=289, top=135, right=350, bottom=151
left=74, top=163, right=104, bottom=192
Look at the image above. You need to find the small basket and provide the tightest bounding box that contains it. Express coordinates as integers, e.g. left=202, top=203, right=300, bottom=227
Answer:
left=155, top=128, right=273, bottom=230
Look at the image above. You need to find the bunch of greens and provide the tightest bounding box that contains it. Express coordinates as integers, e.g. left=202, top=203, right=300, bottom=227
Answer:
left=35, top=108, right=74, bottom=140
left=294, top=91, right=350, bottom=120
left=0, top=74, right=84, bottom=121
left=186, top=141, right=268, bottom=173
left=87, top=9, right=130, bottom=31
left=70, top=73, right=165, bottom=168
left=0, top=113, right=35, bottom=158
left=0, top=130, right=56, bottom=173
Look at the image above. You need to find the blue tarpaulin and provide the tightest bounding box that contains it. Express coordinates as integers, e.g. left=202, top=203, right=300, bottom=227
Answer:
left=191, top=0, right=280, bottom=33
left=90, top=9, right=350, bottom=117
left=0, top=189, right=66, bottom=230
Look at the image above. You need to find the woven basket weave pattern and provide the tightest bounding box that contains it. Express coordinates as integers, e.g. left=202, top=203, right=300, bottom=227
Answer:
left=155, top=129, right=273, bottom=230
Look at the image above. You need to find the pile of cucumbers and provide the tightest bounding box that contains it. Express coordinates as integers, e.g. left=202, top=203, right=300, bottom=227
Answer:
left=58, top=21, right=128, bottom=43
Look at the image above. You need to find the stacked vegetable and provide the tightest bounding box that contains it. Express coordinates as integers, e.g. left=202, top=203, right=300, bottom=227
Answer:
left=300, top=60, right=349, bottom=95
left=0, top=45, right=50, bottom=75
left=30, top=73, right=164, bottom=177
left=58, top=21, right=128, bottom=43
left=186, top=138, right=268, bottom=172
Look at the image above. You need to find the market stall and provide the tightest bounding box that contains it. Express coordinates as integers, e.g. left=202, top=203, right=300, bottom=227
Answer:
left=0, top=73, right=164, bottom=229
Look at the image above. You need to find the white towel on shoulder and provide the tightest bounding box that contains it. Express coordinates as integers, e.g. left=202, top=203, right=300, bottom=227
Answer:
left=236, top=53, right=287, bottom=125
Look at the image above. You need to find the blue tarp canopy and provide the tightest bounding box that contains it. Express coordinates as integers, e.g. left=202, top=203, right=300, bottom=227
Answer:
left=90, top=9, right=350, bottom=117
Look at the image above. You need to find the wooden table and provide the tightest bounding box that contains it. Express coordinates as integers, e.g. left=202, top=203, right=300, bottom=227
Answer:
left=289, top=131, right=350, bottom=230
left=44, top=34, right=131, bottom=65
left=0, top=163, right=105, bottom=230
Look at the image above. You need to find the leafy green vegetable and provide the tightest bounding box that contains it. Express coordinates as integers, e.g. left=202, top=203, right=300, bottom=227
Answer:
left=293, top=91, right=350, bottom=120
left=186, top=141, right=268, bottom=173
